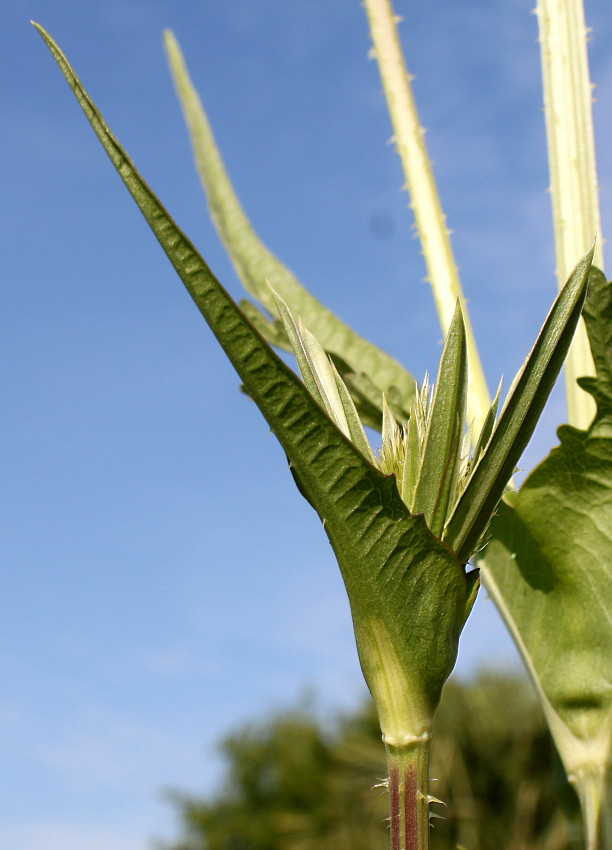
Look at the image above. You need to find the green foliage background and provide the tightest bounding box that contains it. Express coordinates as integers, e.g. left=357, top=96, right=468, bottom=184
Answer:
left=165, top=673, right=580, bottom=850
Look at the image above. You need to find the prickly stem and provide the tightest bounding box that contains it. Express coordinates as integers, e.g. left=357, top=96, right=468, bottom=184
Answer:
left=404, top=763, right=418, bottom=850
left=386, top=739, right=431, bottom=850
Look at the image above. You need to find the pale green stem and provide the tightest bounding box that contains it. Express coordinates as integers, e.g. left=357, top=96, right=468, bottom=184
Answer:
left=536, top=0, right=602, bottom=429
left=571, top=764, right=612, bottom=850
left=363, top=0, right=491, bottom=437
left=603, top=772, right=612, bottom=850
left=386, top=740, right=431, bottom=850
left=573, top=766, right=612, bottom=850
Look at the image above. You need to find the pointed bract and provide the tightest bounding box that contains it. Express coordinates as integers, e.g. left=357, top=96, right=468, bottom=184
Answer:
left=445, top=248, right=593, bottom=563
left=413, top=302, right=467, bottom=537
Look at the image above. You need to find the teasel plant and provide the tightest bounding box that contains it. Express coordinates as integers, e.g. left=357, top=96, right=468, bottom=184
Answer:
left=34, top=0, right=610, bottom=847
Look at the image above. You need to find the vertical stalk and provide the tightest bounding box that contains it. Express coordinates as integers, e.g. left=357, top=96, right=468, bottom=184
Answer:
left=535, top=0, right=603, bottom=429
left=386, top=739, right=431, bottom=850
left=363, top=0, right=491, bottom=437
left=573, top=766, right=612, bottom=850
left=603, top=771, right=612, bottom=850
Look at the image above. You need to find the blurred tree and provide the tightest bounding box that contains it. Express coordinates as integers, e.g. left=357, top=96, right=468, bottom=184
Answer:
left=164, top=673, right=581, bottom=850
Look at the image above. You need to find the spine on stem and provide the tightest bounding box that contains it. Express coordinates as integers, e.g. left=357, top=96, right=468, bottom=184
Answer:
left=386, top=738, right=431, bottom=850
left=363, top=0, right=490, bottom=436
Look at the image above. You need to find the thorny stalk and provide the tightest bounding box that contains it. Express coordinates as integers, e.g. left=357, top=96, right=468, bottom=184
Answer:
left=362, top=0, right=491, bottom=437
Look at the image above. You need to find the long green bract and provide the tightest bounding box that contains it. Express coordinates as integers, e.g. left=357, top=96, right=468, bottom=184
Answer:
left=445, top=249, right=592, bottom=563
left=35, top=23, right=469, bottom=733
left=412, top=301, right=467, bottom=536
left=163, top=29, right=416, bottom=428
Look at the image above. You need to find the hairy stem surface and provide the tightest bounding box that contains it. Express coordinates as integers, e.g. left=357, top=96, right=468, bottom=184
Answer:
left=363, top=0, right=490, bottom=436
left=386, top=740, right=431, bottom=850
left=536, top=0, right=602, bottom=427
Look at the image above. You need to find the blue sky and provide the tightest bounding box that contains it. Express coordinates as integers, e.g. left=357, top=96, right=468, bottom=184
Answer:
left=3, top=1, right=612, bottom=848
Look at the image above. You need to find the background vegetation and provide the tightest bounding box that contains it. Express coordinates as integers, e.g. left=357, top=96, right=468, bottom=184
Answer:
left=165, top=672, right=581, bottom=850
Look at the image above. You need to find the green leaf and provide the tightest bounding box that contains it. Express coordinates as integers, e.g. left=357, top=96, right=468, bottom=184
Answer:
left=35, top=23, right=469, bottom=740
left=445, top=249, right=593, bottom=563
left=578, top=266, right=612, bottom=418
left=481, top=268, right=612, bottom=846
left=462, top=569, right=480, bottom=627
left=471, top=377, right=502, bottom=465
left=399, top=405, right=420, bottom=510
left=412, top=301, right=467, bottom=537
left=239, top=300, right=288, bottom=349
left=163, top=29, right=416, bottom=427
left=340, top=368, right=401, bottom=431
left=330, top=362, right=375, bottom=462
left=271, top=287, right=374, bottom=461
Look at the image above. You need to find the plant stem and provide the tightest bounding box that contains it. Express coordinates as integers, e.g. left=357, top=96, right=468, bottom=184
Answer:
left=535, top=0, right=603, bottom=429
left=573, top=766, right=612, bottom=850
left=363, top=0, right=491, bottom=437
left=386, top=739, right=431, bottom=850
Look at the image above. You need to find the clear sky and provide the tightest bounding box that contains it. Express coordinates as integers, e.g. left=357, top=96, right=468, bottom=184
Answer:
left=3, top=1, right=611, bottom=848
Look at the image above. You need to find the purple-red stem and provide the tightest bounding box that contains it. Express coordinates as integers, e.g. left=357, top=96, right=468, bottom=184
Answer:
left=404, top=764, right=418, bottom=850
left=386, top=742, right=430, bottom=850
left=389, top=762, right=401, bottom=850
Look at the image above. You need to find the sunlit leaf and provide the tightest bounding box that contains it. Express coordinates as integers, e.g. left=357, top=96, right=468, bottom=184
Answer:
left=481, top=268, right=612, bottom=846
